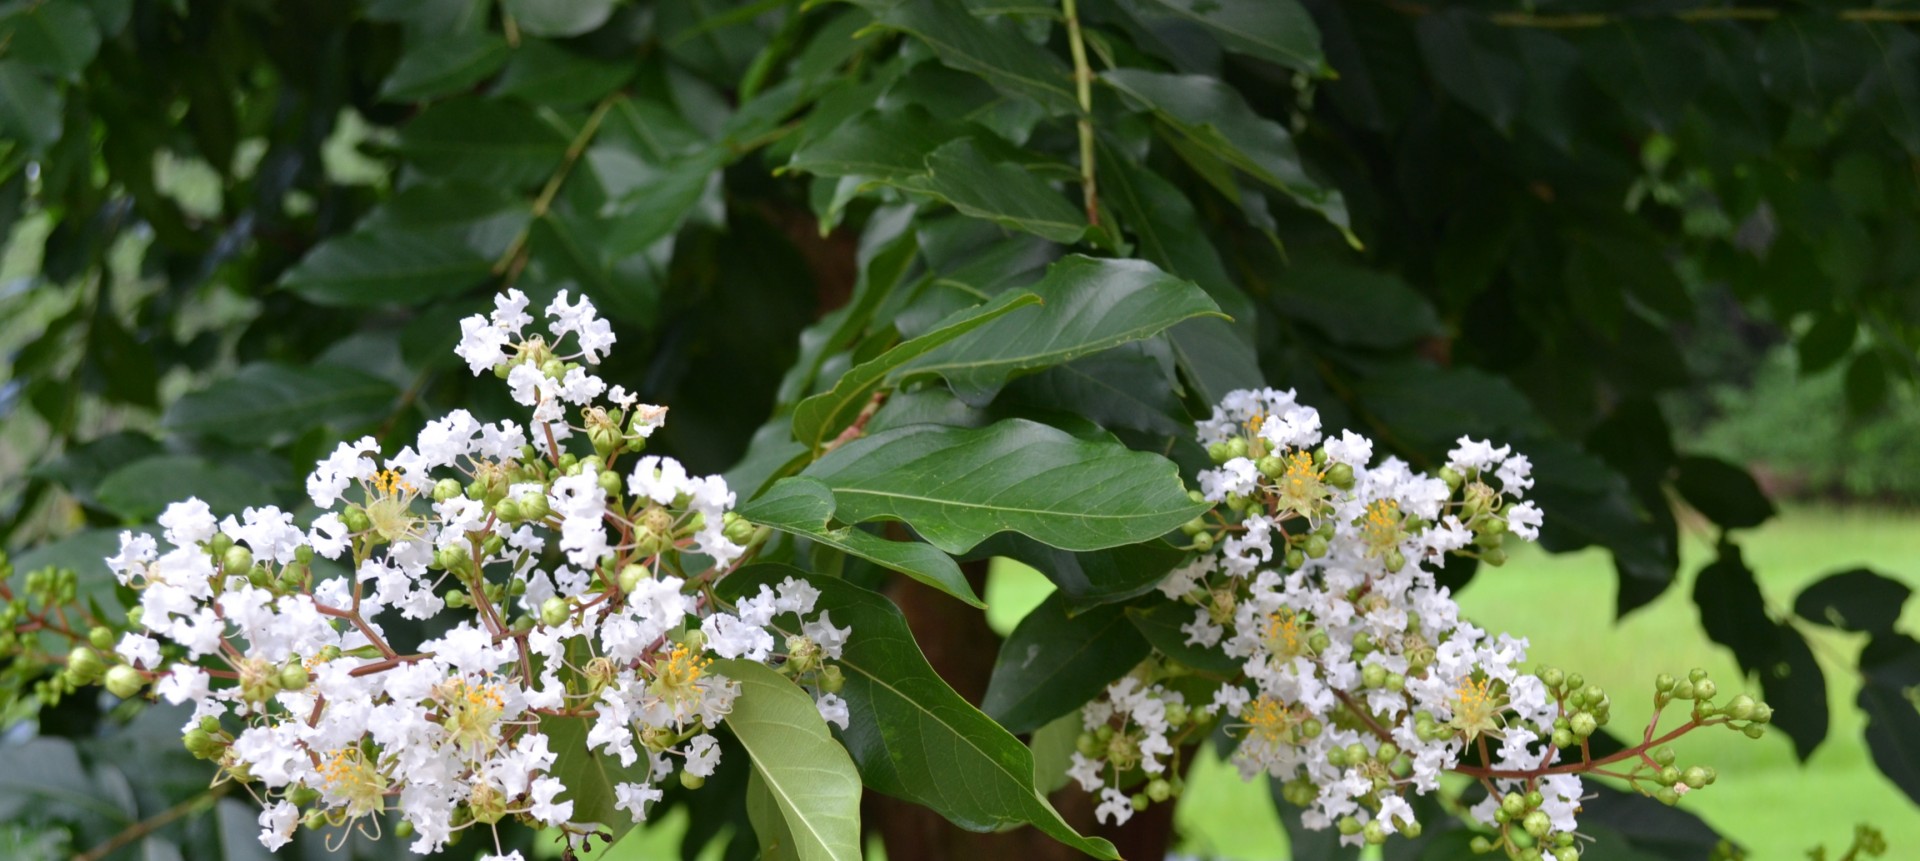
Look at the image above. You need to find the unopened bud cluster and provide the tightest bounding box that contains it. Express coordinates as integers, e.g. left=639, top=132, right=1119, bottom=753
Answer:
left=3, top=290, right=854, bottom=857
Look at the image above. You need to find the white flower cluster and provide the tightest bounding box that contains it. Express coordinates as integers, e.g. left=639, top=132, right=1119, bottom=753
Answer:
left=1074, top=389, right=1579, bottom=856
left=101, top=290, right=851, bottom=855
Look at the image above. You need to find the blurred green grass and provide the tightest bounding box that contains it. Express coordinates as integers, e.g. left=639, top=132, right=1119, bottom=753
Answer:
left=986, top=505, right=1920, bottom=861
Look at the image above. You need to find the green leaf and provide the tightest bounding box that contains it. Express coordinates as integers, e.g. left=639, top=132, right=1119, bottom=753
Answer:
left=1127, top=598, right=1240, bottom=677
left=162, top=363, right=398, bottom=446
left=380, top=31, right=511, bottom=102
left=0, top=62, right=61, bottom=151
left=745, top=768, right=801, bottom=861
left=975, top=532, right=1188, bottom=610
left=1415, top=12, right=1521, bottom=134
left=397, top=96, right=571, bottom=187
left=1796, top=311, right=1856, bottom=375
left=1128, top=0, right=1323, bottom=74
left=1692, top=545, right=1827, bottom=760
left=94, top=456, right=275, bottom=521
left=802, top=418, right=1208, bottom=555
left=492, top=40, right=634, bottom=106
left=1272, top=262, right=1441, bottom=348
left=906, top=139, right=1085, bottom=244
left=861, top=0, right=1076, bottom=114
left=1029, top=710, right=1081, bottom=795
left=786, top=104, right=973, bottom=182
left=718, top=565, right=1117, bottom=859
left=983, top=592, right=1150, bottom=733
left=1002, top=347, right=1188, bottom=436
left=1858, top=634, right=1920, bottom=806
left=894, top=255, right=1223, bottom=404
left=282, top=227, right=496, bottom=306
left=0, top=0, right=100, bottom=79
left=715, top=659, right=863, bottom=861
left=793, top=289, right=1039, bottom=450
left=539, top=714, right=652, bottom=846
left=738, top=477, right=984, bottom=607
left=1794, top=568, right=1912, bottom=636
left=1102, top=69, right=1350, bottom=234
left=1671, top=456, right=1774, bottom=531
left=502, top=0, right=615, bottom=37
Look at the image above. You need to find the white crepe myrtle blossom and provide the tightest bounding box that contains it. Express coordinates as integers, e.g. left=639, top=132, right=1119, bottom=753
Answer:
left=1069, top=389, right=1775, bottom=860
left=86, top=290, right=854, bottom=856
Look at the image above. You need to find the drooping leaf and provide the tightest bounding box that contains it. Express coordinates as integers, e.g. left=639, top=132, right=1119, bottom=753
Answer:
left=397, top=96, right=572, bottom=188
left=281, top=227, right=496, bottom=307
left=858, top=0, right=1076, bottom=114
left=737, top=477, right=983, bottom=607
left=983, top=592, right=1151, bottom=733
left=717, top=565, right=1117, bottom=859
left=1126, top=0, right=1323, bottom=74
left=0, top=61, right=61, bottom=150
left=745, top=768, right=801, bottom=861
left=501, top=0, right=615, bottom=37
left=0, top=1, right=100, bottom=79
left=539, top=714, right=652, bottom=846
left=1103, top=68, right=1350, bottom=233
left=492, top=40, right=633, bottom=106
left=1002, top=346, right=1189, bottom=436
left=907, top=139, right=1086, bottom=244
left=1672, top=455, right=1774, bottom=531
left=1691, top=545, right=1828, bottom=760
left=162, top=364, right=398, bottom=446
left=95, top=456, right=275, bottom=521
left=894, top=255, right=1223, bottom=405
left=786, top=104, right=975, bottom=182
left=802, top=419, right=1207, bottom=555
left=380, top=31, right=511, bottom=101
left=716, top=659, right=863, bottom=861
left=792, top=289, right=1040, bottom=451
left=1794, top=568, right=1912, bottom=636
left=1858, top=634, right=1920, bottom=806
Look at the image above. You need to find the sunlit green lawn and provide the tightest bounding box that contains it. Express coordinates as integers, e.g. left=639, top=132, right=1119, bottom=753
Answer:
left=585, top=506, right=1920, bottom=861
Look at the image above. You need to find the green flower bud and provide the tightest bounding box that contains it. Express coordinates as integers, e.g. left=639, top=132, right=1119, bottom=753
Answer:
left=1207, top=442, right=1233, bottom=464
left=1742, top=724, right=1766, bottom=739
left=1438, top=466, right=1464, bottom=491
left=1225, top=438, right=1248, bottom=460
left=1180, top=517, right=1208, bottom=536
left=279, top=664, right=309, bottom=692
left=1363, top=820, right=1385, bottom=845
left=1501, top=792, right=1527, bottom=817
left=1725, top=694, right=1755, bottom=720
left=1147, top=778, right=1172, bottom=803
left=1384, top=548, right=1406, bottom=573
left=1301, top=718, right=1323, bottom=738
left=1257, top=455, right=1286, bottom=479
left=1076, top=733, right=1100, bottom=757
left=680, top=771, right=706, bottom=790
left=1285, top=548, right=1306, bottom=569
left=1570, top=712, right=1598, bottom=738
left=1470, top=835, right=1493, bottom=854
left=1654, top=672, right=1676, bottom=692
left=1303, top=535, right=1329, bottom=558
left=1337, top=815, right=1362, bottom=836
left=1326, top=462, right=1355, bottom=490
left=1652, top=745, right=1676, bottom=766
left=1523, top=810, right=1551, bottom=838
left=435, top=546, right=467, bottom=573
left=1656, top=787, right=1681, bottom=806
left=1682, top=766, right=1708, bottom=789
left=1402, top=819, right=1423, bottom=839
left=1480, top=546, right=1507, bottom=566
left=493, top=499, right=523, bottom=523
left=433, top=478, right=463, bottom=502
left=1671, top=681, right=1695, bottom=700
left=540, top=597, right=570, bottom=628
left=1352, top=631, right=1375, bottom=653
left=1191, top=532, right=1214, bottom=552
left=1362, top=664, right=1387, bottom=689
left=104, top=665, right=144, bottom=699
left=1539, top=667, right=1564, bottom=688
left=724, top=516, right=757, bottom=545
left=1693, top=679, right=1716, bottom=700
left=597, top=470, right=623, bottom=495
left=1376, top=742, right=1399, bottom=762
left=1750, top=703, right=1772, bottom=724
left=1688, top=667, right=1709, bottom=683
left=1551, top=729, right=1574, bottom=749
left=222, top=545, right=254, bottom=574
left=342, top=508, right=371, bottom=533
left=1658, top=765, right=1681, bottom=786
left=67, top=647, right=105, bottom=682
left=1188, top=489, right=1207, bottom=504
left=89, top=626, right=115, bottom=650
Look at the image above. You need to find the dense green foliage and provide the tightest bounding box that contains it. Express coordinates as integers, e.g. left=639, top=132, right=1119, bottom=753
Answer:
left=2, top=0, right=1919, bottom=859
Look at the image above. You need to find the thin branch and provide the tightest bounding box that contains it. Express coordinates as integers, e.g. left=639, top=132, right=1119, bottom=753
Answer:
left=493, top=95, right=620, bottom=286
left=1062, top=0, right=1099, bottom=227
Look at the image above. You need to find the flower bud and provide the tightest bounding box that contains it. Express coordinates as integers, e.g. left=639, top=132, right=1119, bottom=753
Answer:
left=1325, top=463, right=1355, bottom=490
left=540, top=597, right=570, bottom=628
left=820, top=664, right=845, bottom=693
left=618, top=564, right=647, bottom=594
left=1438, top=466, right=1464, bottom=491
left=1523, top=810, right=1551, bottom=838
left=433, top=478, right=463, bottom=502
left=1749, top=702, right=1772, bottom=724
left=1682, top=766, right=1708, bottom=789
left=1570, top=712, right=1597, bottom=738
left=1384, top=548, right=1405, bottom=573
left=1191, top=532, right=1214, bottom=552
left=1692, top=679, right=1716, bottom=701
left=519, top=492, right=551, bottom=520
left=1131, top=793, right=1150, bottom=812
left=1225, top=438, right=1248, bottom=460
left=1658, top=765, right=1681, bottom=786
left=680, top=771, right=706, bottom=790
left=68, top=647, right=106, bottom=682
left=724, top=516, right=757, bottom=545
left=1361, top=664, right=1386, bottom=689
left=1146, top=778, right=1172, bottom=802
left=1303, top=535, right=1329, bottom=558
left=342, top=508, right=371, bottom=533
left=1725, top=694, right=1755, bottom=720
left=222, top=545, right=253, bottom=574
left=104, top=665, right=144, bottom=699
left=1550, top=729, right=1574, bottom=749
left=1652, top=745, right=1676, bottom=766
left=279, top=664, right=310, bottom=692
left=1363, top=820, right=1385, bottom=845
left=88, top=626, right=115, bottom=650
left=597, top=470, right=623, bottom=495
left=1180, top=517, right=1207, bottom=536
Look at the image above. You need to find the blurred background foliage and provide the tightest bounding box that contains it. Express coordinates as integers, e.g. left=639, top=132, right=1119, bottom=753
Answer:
left=1, top=0, right=1918, bottom=859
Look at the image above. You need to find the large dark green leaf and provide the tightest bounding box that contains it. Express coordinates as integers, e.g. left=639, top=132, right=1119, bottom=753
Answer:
left=984, top=592, right=1150, bottom=733
left=492, top=40, right=633, bottom=106
left=738, top=477, right=983, bottom=607
left=1672, top=455, right=1774, bottom=531
left=718, top=565, right=1118, bottom=859
left=859, top=0, right=1076, bottom=114
left=1124, top=0, right=1323, bottom=74
left=281, top=227, right=496, bottom=306
left=716, top=659, right=863, bottom=861
left=539, top=714, right=652, bottom=845
left=502, top=0, right=615, bottom=36
left=1002, top=346, right=1189, bottom=436
left=0, top=61, right=60, bottom=150
left=1127, top=597, right=1239, bottom=677
left=95, top=455, right=275, bottom=521
left=786, top=104, right=974, bottom=182
left=802, top=419, right=1206, bottom=554
left=1415, top=12, right=1521, bottom=134
left=1102, top=69, right=1350, bottom=233
left=380, top=31, right=511, bottom=101
left=1858, top=634, right=1920, bottom=806
left=1794, top=568, right=1912, bottom=636
left=1691, top=545, right=1827, bottom=760
left=974, top=532, right=1187, bottom=611
left=1273, top=262, right=1440, bottom=348
left=397, top=96, right=571, bottom=187
left=894, top=255, right=1223, bottom=404
left=0, top=1, right=100, bottom=79
left=162, top=364, right=398, bottom=446
left=792, top=289, right=1040, bottom=451
left=907, top=139, right=1085, bottom=244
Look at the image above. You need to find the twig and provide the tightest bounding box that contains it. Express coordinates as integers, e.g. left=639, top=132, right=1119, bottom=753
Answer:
left=1062, top=0, right=1099, bottom=227
left=493, top=95, right=619, bottom=286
